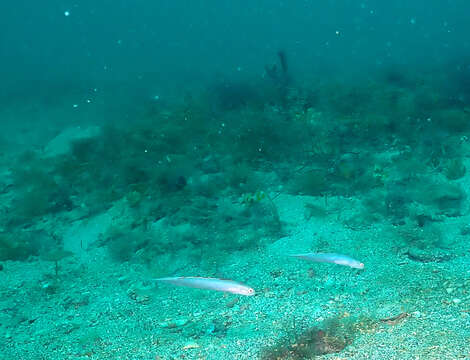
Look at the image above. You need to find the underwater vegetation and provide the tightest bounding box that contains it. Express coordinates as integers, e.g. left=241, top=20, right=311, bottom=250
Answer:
left=0, top=232, right=37, bottom=261
left=210, top=80, right=263, bottom=111
left=3, top=52, right=470, bottom=360
left=260, top=315, right=375, bottom=359
left=6, top=157, right=74, bottom=227
left=0, top=230, right=56, bottom=261
left=209, top=50, right=292, bottom=113
left=444, top=56, right=470, bottom=103
left=4, top=54, right=470, bottom=278
left=41, top=248, right=74, bottom=276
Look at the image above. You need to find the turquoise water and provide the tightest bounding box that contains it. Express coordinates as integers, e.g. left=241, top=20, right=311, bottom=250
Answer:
left=1, top=2, right=470, bottom=359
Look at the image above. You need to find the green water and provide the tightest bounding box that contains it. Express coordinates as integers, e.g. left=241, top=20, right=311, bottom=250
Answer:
left=1, top=1, right=470, bottom=359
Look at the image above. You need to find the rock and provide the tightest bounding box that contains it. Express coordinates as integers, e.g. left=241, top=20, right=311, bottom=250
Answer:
left=42, top=126, right=100, bottom=158
left=159, top=318, right=188, bottom=328
left=62, top=210, right=114, bottom=256
left=406, top=246, right=453, bottom=263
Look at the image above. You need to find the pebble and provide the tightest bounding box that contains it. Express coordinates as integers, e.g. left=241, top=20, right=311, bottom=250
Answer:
left=182, top=343, right=200, bottom=350
left=159, top=318, right=188, bottom=328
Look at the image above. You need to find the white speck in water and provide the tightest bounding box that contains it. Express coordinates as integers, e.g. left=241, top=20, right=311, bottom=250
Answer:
left=410, top=18, right=416, bottom=25
left=64, top=10, right=70, bottom=17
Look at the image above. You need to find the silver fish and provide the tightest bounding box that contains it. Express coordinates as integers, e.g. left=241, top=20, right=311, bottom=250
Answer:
left=154, top=276, right=256, bottom=296
left=290, top=253, right=364, bottom=269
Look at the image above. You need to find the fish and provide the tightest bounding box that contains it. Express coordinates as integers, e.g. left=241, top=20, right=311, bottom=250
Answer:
left=290, top=253, right=364, bottom=269
left=154, top=276, right=256, bottom=296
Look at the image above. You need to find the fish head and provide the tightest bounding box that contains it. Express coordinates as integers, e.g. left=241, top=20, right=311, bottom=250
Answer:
left=238, top=287, right=256, bottom=296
